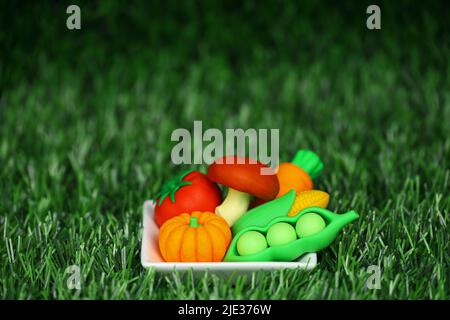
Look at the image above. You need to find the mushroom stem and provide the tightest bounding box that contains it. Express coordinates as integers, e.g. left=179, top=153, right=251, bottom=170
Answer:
left=215, top=188, right=251, bottom=226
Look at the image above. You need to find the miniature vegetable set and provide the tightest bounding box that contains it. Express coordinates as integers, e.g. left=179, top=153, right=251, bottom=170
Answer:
left=151, top=150, right=359, bottom=263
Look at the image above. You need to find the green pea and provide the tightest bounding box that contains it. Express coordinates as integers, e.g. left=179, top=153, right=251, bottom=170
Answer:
left=296, top=213, right=326, bottom=238
left=237, top=231, right=267, bottom=256
left=266, top=222, right=297, bottom=247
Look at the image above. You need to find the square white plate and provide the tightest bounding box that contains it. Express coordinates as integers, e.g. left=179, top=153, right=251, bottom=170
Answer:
left=141, top=200, right=317, bottom=274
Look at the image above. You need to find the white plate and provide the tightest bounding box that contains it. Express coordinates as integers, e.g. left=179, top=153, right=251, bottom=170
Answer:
left=141, top=200, right=317, bottom=274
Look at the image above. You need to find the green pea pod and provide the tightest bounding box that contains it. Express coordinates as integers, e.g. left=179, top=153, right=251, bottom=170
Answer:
left=232, top=190, right=296, bottom=235
left=224, top=207, right=359, bottom=262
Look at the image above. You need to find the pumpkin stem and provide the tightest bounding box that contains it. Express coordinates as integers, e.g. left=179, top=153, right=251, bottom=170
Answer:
left=189, top=217, right=199, bottom=227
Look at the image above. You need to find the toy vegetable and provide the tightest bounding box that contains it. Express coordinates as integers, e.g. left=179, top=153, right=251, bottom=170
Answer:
left=237, top=231, right=267, bottom=256
left=276, top=150, right=324, bottom=197
left=233, top=190, right=297, bottom=235
left=207, top=156, right=279, bottom=227
left=250, top=150, right=324, bottom=207
left=233, top=189, right=329, bottom=234
left=266, top=222, right=297, bottom=246
left=224, top=206, right=359, bottom=262
left=287, top=190, right=330, bottom=216
left=159, top=211, right=231, bottom=262
left=295, top=212, right=326, bottom=237
left=154, top=170, right=222, bottom=227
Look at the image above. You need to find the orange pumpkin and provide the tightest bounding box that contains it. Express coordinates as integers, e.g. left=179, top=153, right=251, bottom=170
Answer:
left=276, top=162, right=313, bottom=197
left=158, top=211, right=231, bottom=262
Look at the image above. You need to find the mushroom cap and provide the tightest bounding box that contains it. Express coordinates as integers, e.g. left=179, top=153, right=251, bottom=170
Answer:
left=207, top=156, right=279, bottom=200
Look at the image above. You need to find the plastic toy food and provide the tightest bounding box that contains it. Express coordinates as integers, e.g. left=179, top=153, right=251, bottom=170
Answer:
left=291, top=150, right=324, bottom=180
left=148, top=148, right=359, bottom=265
left=266, top=222, right=297, bottom=246
left=276, top=163, right=313, bottom=196
left=207, top=156, right=279, bottom=227
left=249, top=150, right=324, bottom=208
left=236, top=231, right=267, bottom=256
left=295, top=212, right=326, bottom=238
left=224, top=206, right=358, bottom=262
left=154, top=170, right=222, bottom=227
left=233, top=190, right=296, bottom=235
left=276, top=150, right=324, bottom=197
left=233, top=190, right=330, bottom=234
left=158, top=211, right=231, bottom=262
left=287, top=190, right=330, bottom=216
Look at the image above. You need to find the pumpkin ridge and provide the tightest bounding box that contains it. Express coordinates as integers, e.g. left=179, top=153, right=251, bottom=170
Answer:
left=205, top=223, right=227, bottom=260
left=209, top=223, right=227, bottom=243
left=200, top=212, right=209, bottom=224
left=177, top=225, right=190, bottom=262
left=212, top=218, right=231, bottom=233
left=194, top=224, right=198, bottom=261
left=208, top=218, right=228, bottom=229
left=162, top=214, right=186, bottom=229
left=180, top=213, right=191, bottom=224
left=203, top=213, right=225, bottom=228
left=203, top=226, right=216, bottom=261
left=164, top=224, right=187, bottom=261
left=160, top=218, right=181, bottom=234
left=162, top=225, right=179, bottom=261
left=207, top=220, right=231, bottom=242
left=199, top=212, right=212, bottom=224
left=196, top=226, right=212, bottom=261
left=159, top=221, right=183, bottom=260
left=179, top=227, right=194, bottom=262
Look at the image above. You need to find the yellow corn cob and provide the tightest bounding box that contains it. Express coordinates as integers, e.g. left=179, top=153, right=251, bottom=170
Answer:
left=288, top=190, right=330, bottom=216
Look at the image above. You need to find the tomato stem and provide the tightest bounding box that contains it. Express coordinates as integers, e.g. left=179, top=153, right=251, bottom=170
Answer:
left=155, top=169, right=194, bottom=206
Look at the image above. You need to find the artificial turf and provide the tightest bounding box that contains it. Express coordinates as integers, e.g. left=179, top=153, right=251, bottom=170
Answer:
left=0, top=1, right=449, bottom=299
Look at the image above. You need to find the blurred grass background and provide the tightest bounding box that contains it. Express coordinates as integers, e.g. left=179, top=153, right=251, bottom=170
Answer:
left=0, top=0, right=449, bottom=299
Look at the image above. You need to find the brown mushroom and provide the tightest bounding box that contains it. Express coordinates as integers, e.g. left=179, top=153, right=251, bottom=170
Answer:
left=207, top=156, right=279, bottom=226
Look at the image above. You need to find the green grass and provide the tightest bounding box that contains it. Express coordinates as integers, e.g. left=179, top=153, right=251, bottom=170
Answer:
left=0, top=1, right=449, bottom=299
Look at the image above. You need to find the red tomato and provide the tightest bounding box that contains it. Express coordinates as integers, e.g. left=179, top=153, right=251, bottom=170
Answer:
left=154, top=170, right=222, bottom=227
